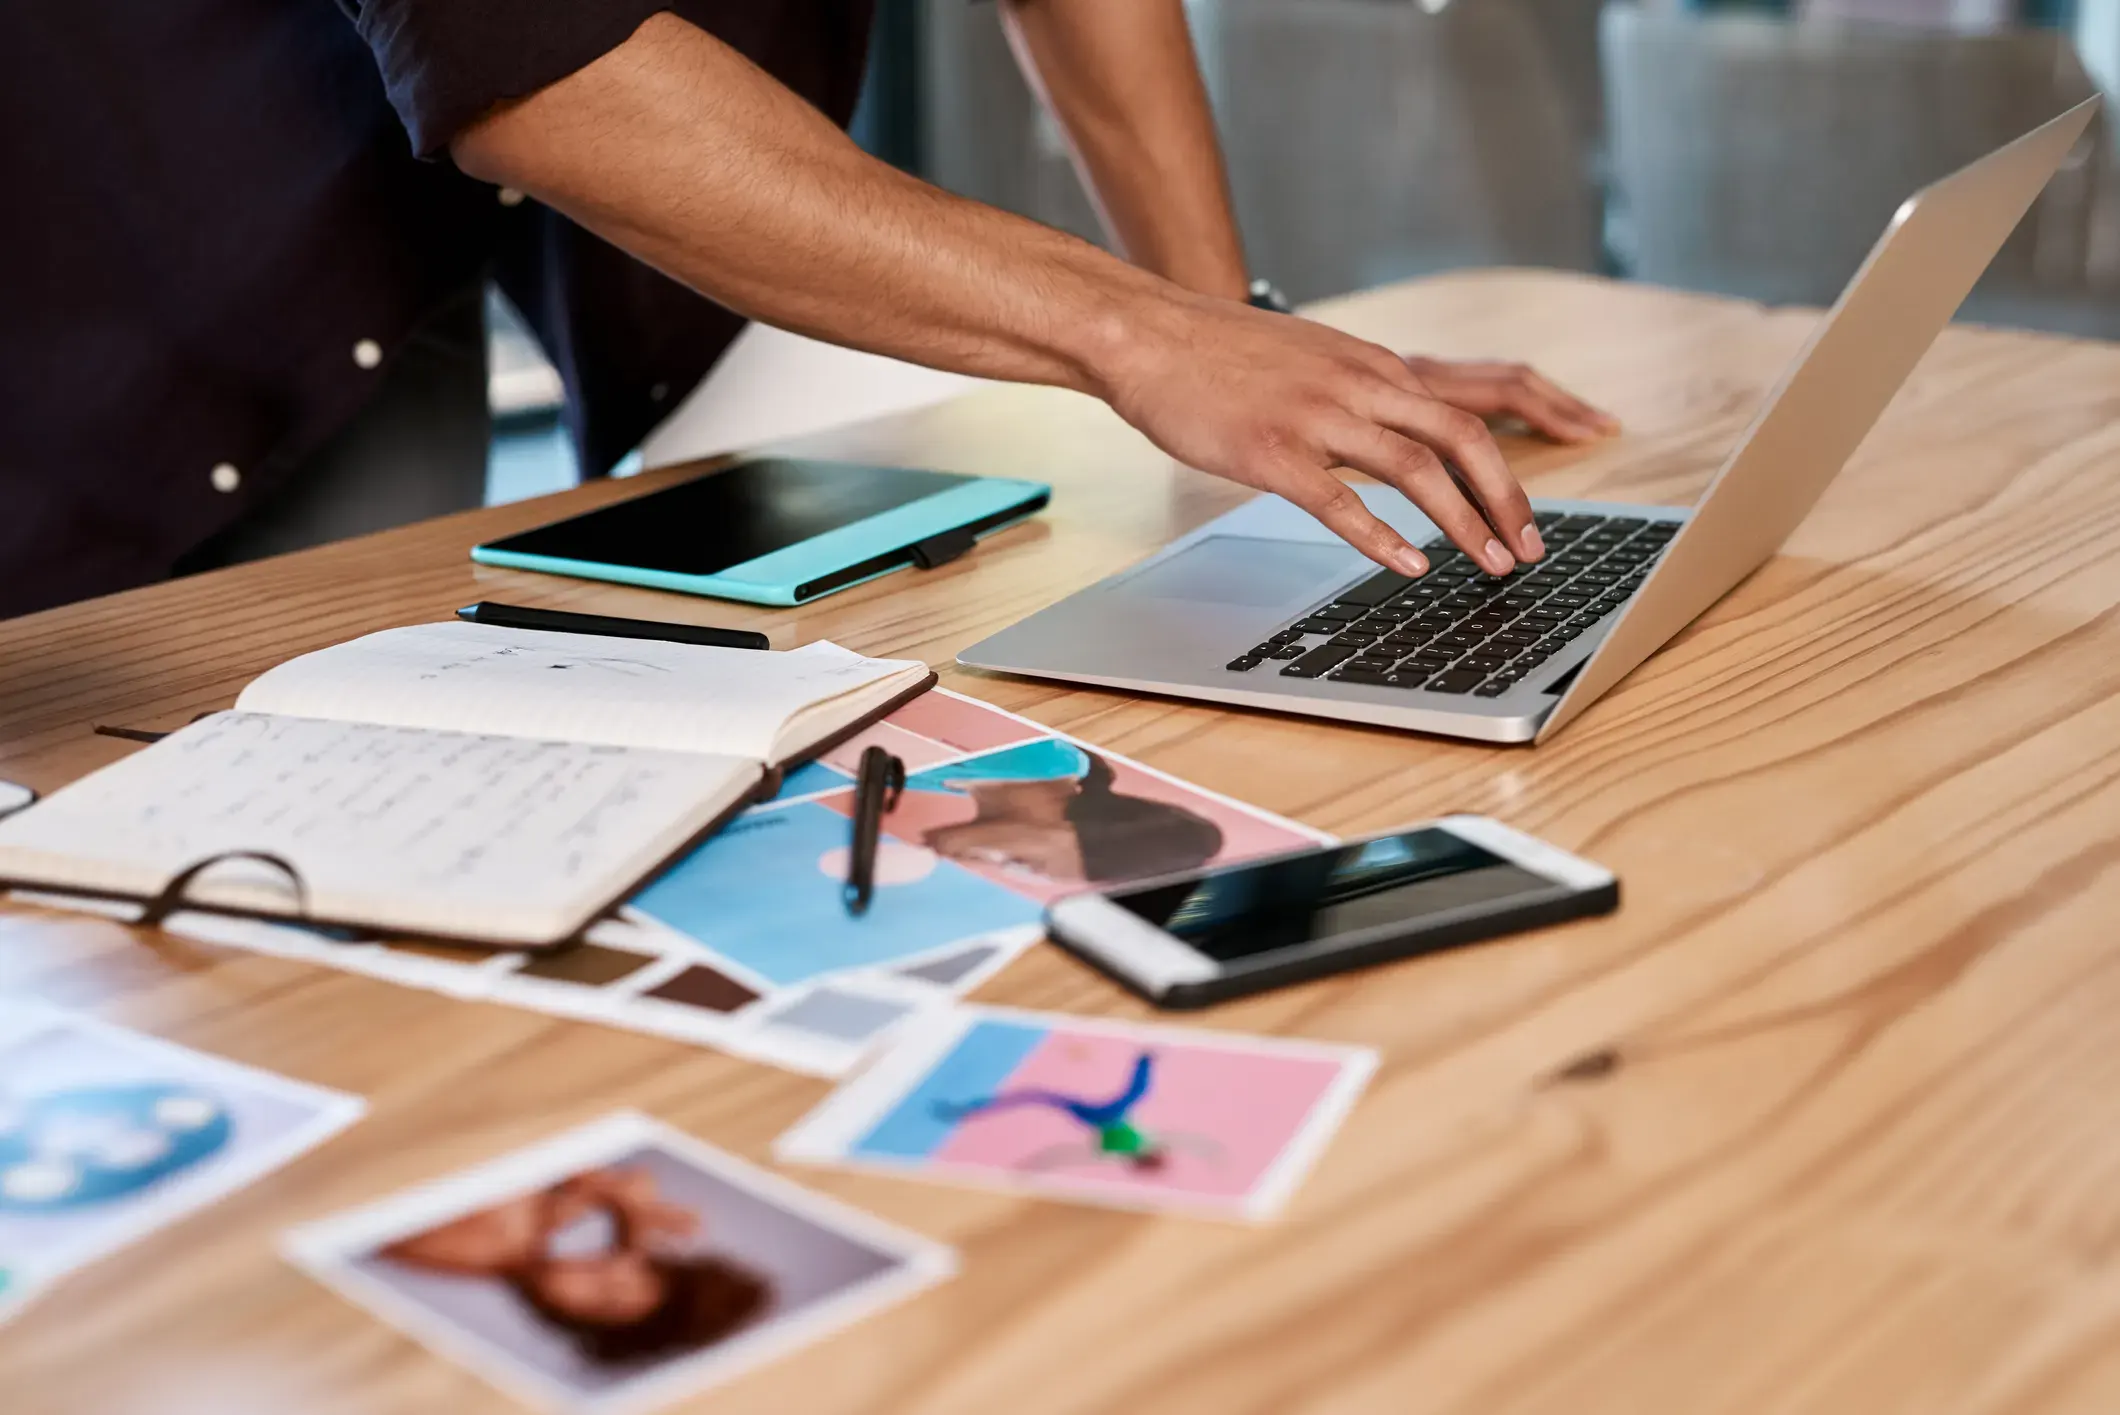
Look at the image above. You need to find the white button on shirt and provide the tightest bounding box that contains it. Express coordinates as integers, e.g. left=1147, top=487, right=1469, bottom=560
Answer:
left=209, top=462, right=241, bottom=494
left=353, top=339, right=382, bottom=370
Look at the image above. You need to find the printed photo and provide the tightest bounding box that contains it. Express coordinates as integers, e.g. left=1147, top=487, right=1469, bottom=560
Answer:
left=628, top=800, right=1042, bottom=988
left=777, top=1007, right=1377, bottom=1221
left=819, top=737, right=1327, bottom=905
left=766, top=690, right=1044, bottom=803
left=286, top=1113, right=953, bottom=1414
left=0, top=1002, right=363, bottom=1311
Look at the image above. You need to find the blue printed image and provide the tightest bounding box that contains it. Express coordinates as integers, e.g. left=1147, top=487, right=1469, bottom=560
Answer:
left=630, top=801, right=1039, bottom=986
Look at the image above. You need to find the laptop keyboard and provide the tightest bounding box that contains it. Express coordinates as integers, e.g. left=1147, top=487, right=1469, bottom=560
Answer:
left=1224, top=512, right=1678, bottom=699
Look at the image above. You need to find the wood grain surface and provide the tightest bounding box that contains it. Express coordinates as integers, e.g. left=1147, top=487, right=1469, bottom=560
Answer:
left=8, top=270, right=2120, bottom=1414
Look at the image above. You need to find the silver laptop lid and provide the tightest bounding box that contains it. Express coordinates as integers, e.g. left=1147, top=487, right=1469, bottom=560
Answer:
left=1536, top=96, right=2101, bottom=743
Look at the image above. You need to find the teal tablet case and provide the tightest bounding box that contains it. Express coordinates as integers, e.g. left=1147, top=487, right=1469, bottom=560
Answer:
left=472, top=472, right=1050, bottom=607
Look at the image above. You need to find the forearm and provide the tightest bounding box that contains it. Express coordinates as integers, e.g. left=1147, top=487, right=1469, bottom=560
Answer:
left=448, top=11, right=1597, bottom=583
left=1000, top=0, right=1248, bottom=300
left=452, top=13, right=1179, bottom=395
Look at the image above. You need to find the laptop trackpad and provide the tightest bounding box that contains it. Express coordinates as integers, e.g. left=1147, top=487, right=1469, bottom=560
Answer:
left=1117, top=536, right=1362, bottom=610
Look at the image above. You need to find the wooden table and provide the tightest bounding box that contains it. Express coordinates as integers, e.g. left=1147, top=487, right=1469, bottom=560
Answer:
left=8, top=270, right=2120, bottom=1414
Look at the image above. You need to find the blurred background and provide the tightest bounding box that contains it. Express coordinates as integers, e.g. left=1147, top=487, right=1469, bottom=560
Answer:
left=488, top=0, right=2120, bottom=503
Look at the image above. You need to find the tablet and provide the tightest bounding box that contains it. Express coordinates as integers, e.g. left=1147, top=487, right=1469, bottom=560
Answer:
left=472, top=458, right=1050, bottom=607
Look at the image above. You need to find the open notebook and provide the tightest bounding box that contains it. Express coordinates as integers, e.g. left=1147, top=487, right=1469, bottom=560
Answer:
left=0, top=622, right=933, bottom=947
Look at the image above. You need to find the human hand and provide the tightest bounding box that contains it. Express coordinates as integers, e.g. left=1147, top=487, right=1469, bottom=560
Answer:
left=1095, top=295, right=1613, bottom=577
left=1400, top=356, right=1619, bottom=447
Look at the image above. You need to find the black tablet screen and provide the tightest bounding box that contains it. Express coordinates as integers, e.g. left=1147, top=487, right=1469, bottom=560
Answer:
left=483, top=459, right=971, bottom=577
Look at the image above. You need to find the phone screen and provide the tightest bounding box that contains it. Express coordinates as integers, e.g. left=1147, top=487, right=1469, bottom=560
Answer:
left=1102, top=828, right=1563, bottom=963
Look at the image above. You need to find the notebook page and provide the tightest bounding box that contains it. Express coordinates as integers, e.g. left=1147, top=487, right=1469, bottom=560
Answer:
left=0, top=713, right=757, bottom=943
left=234, top=623, right=922, bottom=760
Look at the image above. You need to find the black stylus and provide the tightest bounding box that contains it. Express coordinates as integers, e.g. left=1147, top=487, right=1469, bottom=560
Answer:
left=844, top=746, right=907, bottom=917
left=456, top=601, right=770, bottom=651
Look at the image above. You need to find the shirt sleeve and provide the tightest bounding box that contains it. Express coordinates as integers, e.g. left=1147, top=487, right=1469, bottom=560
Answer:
left=346, top=1, right=674, bottom=158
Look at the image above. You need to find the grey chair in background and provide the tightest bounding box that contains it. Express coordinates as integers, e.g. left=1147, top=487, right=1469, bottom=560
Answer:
left=917, top=0, right=1604, bottom=303
left=1602, top=3, right=2118, bottom=335
left=1196, top=0, right=1603, bottom=300
left=1797, top=0, right=2022, bottom=29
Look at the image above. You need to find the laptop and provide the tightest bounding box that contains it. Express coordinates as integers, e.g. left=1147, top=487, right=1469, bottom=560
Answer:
left=960, top=98, right=2100, bottom=745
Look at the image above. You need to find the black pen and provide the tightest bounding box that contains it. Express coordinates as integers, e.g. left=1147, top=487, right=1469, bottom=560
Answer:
left=456, top=601, right=770, bottom=651
left=844, top=746, right=906, bottom=917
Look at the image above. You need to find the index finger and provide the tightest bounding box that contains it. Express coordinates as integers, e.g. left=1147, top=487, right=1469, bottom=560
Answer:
left=1364, top=382, right=1543, bottom=563
left=1279, top=464, right=1431, bottom=579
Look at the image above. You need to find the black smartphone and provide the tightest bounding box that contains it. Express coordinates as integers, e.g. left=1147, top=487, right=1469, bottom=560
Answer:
left=1044, top=816, right=1617, bottom=1009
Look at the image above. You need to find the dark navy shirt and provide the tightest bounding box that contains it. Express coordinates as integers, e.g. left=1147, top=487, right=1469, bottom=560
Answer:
left=1, top=2, right=873, bottom=618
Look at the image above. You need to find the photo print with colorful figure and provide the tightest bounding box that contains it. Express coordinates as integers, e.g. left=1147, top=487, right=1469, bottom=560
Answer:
left=778, top=1006, right=1377, bottom=1222
left=285, top=1112, right=954, bottom=1415
left=630, top=688, right=1329, bottom=979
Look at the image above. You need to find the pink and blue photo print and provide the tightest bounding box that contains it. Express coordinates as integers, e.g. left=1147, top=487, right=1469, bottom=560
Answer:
left=804, top=1011, right=1376, bottom=1220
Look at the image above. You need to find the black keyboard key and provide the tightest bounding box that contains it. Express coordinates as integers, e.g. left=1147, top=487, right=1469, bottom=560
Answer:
left=1329, top=667, right=1397, bottom=686
left=1336, top=570, right=1419, bottom=607
left=1226, top=656, right=1263, bottom=672
left=1312, top=604, right=1364, bottom=622
left=1267, top=644, right=1307, bottom=660
left=1605, top=517, right=1649, bottom=533
left=1329, top=631, right=1381, bottom=648
left=1565, top=614, right=1603, bottom=631
left=1269, top=629, right=1306, bottom=644
left=1637, top=521, right=1678, bottom=538
left=1437, top=631, right=1486, bottom=650
left=1574, top=571, right=1619, bottom=587
left=1248, top=643, right=1282, bottom=657
left=1282, top=645, right=1355, bottom=678
left=1365, top=606, right=1414, bottom=622
left=1547, top=593, right=1593, bottom=610
left=1490, top=633, right=1540, bottom=650
left=1521, top=609, right=1566, bottom=625
left=1550, top=626, right=1583, bottom=641
left=1292, top=617, right=1341, bottom=635
left=1424, top=669, right=1486, bottom=694
left=1473, top=680, right=1512, bottom=698
left=1533, top=510, right=1567, bottom=528
left=1383, top=669, right=1432, bottom=688
left=1459, top=655, right=1509, bottom=673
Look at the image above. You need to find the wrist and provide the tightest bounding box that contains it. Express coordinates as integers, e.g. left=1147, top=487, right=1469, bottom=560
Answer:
left=1034, top=250, right=1192, bottom=401
left=1066, top=277, right=1201, bottom=405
